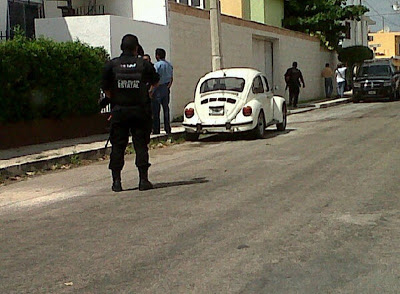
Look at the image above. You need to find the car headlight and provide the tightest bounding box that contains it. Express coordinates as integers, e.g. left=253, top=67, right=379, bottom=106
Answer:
left=384, top=81, right=392, bottom=87
left=353, top=82, right=361, bottom=88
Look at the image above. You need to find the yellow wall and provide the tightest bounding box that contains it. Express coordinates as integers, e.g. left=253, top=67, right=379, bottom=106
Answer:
left=220, top=0, right=243, bottom=18
left=369, top=32, right=400, bottom=58
left=264, top=0, right=284, bottom=27
left=219, top=0, right=284, bottom=27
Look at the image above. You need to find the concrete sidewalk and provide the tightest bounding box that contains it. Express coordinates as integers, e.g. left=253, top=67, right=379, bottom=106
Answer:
left=0, top=97, right=350, bottom=178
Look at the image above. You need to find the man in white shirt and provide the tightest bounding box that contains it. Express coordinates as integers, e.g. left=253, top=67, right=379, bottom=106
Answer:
left=335, top=63, right=347, bottom=98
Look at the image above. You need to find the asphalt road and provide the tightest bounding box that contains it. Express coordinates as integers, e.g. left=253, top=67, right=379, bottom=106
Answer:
left=1, top=101, right=400, bottom=293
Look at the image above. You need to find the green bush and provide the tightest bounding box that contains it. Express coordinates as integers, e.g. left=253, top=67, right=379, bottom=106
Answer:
left=0, top=32, right=109, bottom=123
left=338, top=45, right=374, bottom=65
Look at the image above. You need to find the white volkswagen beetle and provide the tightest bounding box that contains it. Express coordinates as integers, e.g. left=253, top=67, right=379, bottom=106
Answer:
left=183, top=68, right=287, bottom=140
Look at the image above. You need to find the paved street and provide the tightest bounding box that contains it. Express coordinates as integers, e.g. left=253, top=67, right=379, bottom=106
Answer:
left=1, top=101, right=400, bottom=293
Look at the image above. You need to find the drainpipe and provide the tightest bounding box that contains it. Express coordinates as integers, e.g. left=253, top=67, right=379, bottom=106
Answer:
left=210, top=0, right=223, bottom=71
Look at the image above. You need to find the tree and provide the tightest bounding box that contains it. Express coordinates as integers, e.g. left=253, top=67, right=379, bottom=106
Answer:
left=283, top=0, right=369, bottom=49
left=338, top=45, right=374, bottom=84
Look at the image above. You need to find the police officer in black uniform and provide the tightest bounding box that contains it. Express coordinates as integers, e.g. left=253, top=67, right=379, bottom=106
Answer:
left=101, top=34, right=159, bottom=192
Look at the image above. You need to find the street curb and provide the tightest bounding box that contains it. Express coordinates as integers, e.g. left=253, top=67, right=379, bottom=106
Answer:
left=0, top=99, right=350, bottom=178
left=318, top=98, right=351, bottom=108
left=0, top=132, right=184, bottom=178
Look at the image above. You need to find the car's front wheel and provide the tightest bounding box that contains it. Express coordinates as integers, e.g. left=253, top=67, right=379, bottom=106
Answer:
left=185, top=132, right=200, bottom=141
left=276, top=103, right=287, bottom=131
left=353, top=96, right=360, bottom=103
left=253, top=111, right=266, bottom=139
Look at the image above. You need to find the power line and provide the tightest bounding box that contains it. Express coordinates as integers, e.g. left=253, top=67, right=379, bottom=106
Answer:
left=363, top=0, right=400, bottom=29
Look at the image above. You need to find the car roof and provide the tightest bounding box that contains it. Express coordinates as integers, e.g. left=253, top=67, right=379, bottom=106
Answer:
left=362, top=59, right=393, bottom=66
left=201, top=68, right=262, bottom=81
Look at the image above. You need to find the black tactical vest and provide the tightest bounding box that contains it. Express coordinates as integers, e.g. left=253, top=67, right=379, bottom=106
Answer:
left=111, top=55, right=148, bottom=107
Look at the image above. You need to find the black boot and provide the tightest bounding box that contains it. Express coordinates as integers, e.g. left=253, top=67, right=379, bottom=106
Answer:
left=111, top=170, right=122, bottom=192
left=138, top=166, right=153, bottom=191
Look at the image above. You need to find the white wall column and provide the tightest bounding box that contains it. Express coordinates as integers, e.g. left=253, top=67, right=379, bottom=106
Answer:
left=0, top=0, right=8, bottom=34
left=132, top=0, right=167, bottom=25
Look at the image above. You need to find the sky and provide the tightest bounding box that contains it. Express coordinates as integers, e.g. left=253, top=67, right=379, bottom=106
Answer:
left=362, top=0, right=400, bottom=32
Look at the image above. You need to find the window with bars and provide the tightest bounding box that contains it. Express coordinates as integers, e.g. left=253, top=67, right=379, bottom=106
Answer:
left=7, top=0, right=43, bottom=38
left=172, top=0, right=204, bottom=9
left=344, top=22, right=351, bottom=39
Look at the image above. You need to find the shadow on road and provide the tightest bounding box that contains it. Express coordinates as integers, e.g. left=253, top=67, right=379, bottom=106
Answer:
left=124, top=177, right=209, bottom=191
left=198, top=129, right=295, bottom=143
left=356, top=98, right=399, bottom=104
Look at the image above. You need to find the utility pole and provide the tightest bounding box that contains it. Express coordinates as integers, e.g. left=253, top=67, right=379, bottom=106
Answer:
left=210, top=0, right=223, bottom=71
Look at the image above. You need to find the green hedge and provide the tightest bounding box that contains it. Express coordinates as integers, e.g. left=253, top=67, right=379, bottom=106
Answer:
left=0, top=33, right=109, bottom=123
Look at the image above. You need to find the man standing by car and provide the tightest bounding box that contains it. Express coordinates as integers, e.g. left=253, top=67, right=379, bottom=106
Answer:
left=284, top=62, right=305, bottom=108
left=152, top=48, right=173, bottom=135
left=335, top=63, right=347, bottom=98
left=321, top=63, right=334, bottom=98
left=101, top=34, right=160, bottom=192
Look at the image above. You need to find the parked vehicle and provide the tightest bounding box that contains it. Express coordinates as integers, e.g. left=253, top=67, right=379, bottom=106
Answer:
left=183, top=68, right=287, bottom=140
left=353, top=59, right=400, bottom=103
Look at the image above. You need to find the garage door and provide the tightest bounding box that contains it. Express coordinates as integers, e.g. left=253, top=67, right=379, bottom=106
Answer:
left=252, top=38, right=273, bottom=87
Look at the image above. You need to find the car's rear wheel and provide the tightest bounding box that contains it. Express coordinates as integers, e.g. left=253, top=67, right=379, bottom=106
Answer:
left=353, top=96, right=360, bottom=103
left=395, top=90, right=400, bottom=101
left=253, top=111, right=266, bottom=139
left=276, top=103, right=287, bottom=131
left=390, top=91, right=396, bottom=101
left=185, top=132, right=199, bottom=141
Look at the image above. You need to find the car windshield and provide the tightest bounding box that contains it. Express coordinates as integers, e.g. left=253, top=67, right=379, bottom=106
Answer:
left=200, top=77, right=245, bottom=93
left=358, top=65, right=391, bottom=77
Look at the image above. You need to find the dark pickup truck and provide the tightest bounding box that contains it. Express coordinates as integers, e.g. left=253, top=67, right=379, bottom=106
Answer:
left=352, top=59, right=400, bottom=103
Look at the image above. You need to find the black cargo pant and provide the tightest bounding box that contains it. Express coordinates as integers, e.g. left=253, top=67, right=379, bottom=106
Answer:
left=288, top=85, right=300, bottom=107
left=108, top=106, right=152, bottom=171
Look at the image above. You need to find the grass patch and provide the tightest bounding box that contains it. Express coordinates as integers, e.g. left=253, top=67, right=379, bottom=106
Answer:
left=125, top=134, right=187, bottom=154
left=69, top=153, right=81, bottom=165
left=172, top=115, right=184, bottom=123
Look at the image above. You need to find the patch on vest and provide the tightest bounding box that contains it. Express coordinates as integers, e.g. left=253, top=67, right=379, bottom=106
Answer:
left=118, top=80, right=140, bottom=89
left=120, top=63, right=136, bottom=68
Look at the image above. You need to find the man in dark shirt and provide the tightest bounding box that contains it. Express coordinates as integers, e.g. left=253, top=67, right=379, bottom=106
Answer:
left=284, top=62, right=305, bottom=108
left=102, top=34, right=159, bottom=192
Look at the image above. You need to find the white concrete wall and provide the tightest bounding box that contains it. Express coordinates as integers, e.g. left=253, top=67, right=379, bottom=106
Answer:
left=132, top=0, right=167, bottom=25
left=169, top=5, right=336, bottom=119
left=0, top=0, right=7, bottom=35
left=109, top=15, right=170, bottom=58
left=35, top=15, right=170, bottom=58
left=35, top=15, right=112, bottom=52
left=43, top=1, right=62, bottom=18
left=101, top=0, right=133, bottom=18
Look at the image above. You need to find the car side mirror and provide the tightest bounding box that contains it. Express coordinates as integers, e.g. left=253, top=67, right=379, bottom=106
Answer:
left=252, top=86, right=262, bottom=94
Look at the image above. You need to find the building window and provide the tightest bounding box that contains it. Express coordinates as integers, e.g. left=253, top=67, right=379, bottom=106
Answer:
left=368, top=35, right=374, bottom=42
left=7, top=0, right=43, bottom=39
left=345, top=22, right=351, bottom=39
left=172, top=0, right=204, bottom=8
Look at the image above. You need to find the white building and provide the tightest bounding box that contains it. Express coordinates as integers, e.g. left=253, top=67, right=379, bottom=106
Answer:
left=342, top=0, right=376, bottom=48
